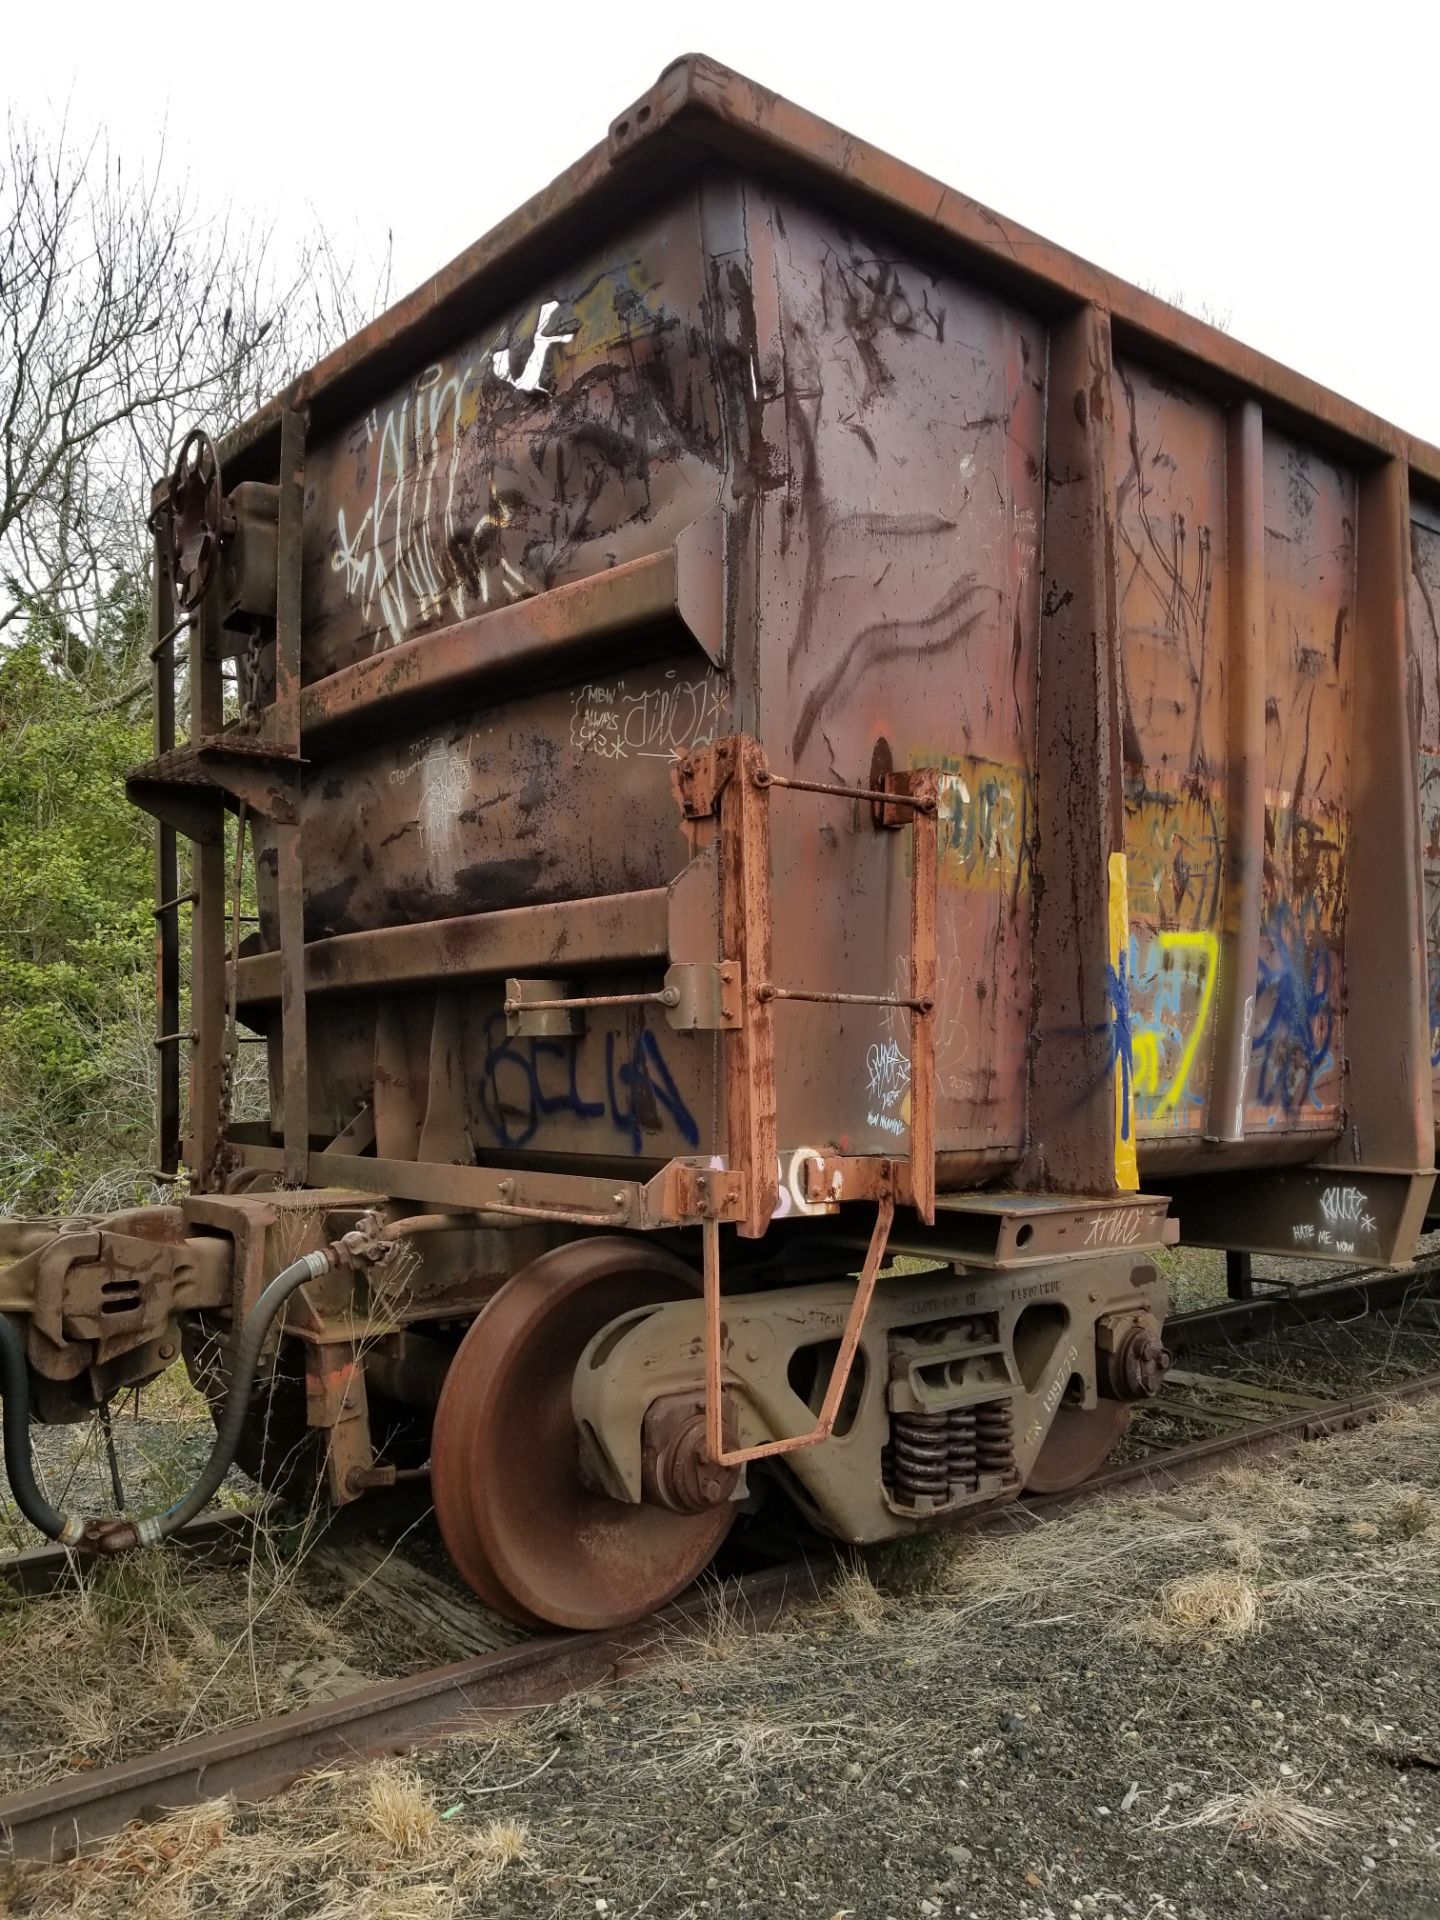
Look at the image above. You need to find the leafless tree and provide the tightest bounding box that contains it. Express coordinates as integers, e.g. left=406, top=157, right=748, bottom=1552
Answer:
left=1141, top=280, right=1233, bottom=335
left=0, top=109, right=386, bottom=676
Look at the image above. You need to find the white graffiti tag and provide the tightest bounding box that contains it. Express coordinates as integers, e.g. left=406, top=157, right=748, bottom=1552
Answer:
left=492, top=300, right=576, bottom=394
left=865, top=1038, right=911, bottom=1116
left=1083, top=1208, right=1144, bottom=1248
left=569, top=672, right=729, bottom=761
left=1319, top=1185, right=1376, bottom=1233
left=331, top=301, right=577, bottom=651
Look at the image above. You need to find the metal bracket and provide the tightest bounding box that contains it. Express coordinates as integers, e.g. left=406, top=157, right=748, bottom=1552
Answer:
left=675, top=739, right=738, bottom=821
left=671, top=1162, right=747, bottom=1220
left=505, top=977, right=585, bottom=1037
left=663, top=961, right=742, bottom=1030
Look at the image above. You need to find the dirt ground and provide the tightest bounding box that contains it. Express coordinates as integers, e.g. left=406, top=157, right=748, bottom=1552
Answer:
left=6, top=1390, right=1440, bottom=1920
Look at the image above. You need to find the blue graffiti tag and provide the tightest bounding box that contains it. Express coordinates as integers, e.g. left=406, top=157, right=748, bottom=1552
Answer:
left=605, top=1029, right=701, bottom=1153
left=1251, top=903, right=1335, bottom=1114
left=1429, top=953, right=1440, bottom=1068
left=479, top=1021, right=603, bottom=1149
left=478, top=1015, right=699, bottom=1153
left=1105, top=951, right=1133, bottom=1142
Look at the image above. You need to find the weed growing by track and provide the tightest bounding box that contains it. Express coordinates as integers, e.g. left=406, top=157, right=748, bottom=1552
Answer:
left=9, top=1399, right=1440, bottom=1919
left=0, top=1368, right=513, bottom=1798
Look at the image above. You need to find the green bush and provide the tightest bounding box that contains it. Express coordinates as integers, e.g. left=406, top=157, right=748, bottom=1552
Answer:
left=0, top=615, right=158, bottom=1212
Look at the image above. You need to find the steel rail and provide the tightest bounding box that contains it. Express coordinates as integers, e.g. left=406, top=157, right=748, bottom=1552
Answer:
left=1013, top=1366, right=1440, bottom=1520
left=6, top=1279, right=1440, bottom=1866
left=1164, top=1256, right=1440, bottom=1352
left=0, top=1560, right=825, bottom=1864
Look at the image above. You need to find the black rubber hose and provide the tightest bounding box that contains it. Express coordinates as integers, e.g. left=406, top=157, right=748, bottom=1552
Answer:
left=0, top=1247, right=337, bottom=1550
left=135, top=1247, right=337, bottom=1545
left=0, top=1312, right=81, bottom=1545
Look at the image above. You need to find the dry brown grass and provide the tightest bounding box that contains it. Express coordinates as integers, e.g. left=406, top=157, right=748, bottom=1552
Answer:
left=0, top=1527, right=347, bottom=1794
left=823, top=1563, right=888, bottom=1634
left=1154, top=1775, right=1352, bottom=1860
left=13, top=1761, right=532, bottom=1918
left=1389, top=1490, right=1437, bottom=1537
left=1145, top=1568, right=1263, bottom=1643
left=892, top=1397, right=1440, bottom=1671
left=0, top=1456, right=436, bottom=1797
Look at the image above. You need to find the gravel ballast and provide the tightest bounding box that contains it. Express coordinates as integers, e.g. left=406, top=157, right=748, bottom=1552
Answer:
left=8, top=1398, right=1440, bottom=1918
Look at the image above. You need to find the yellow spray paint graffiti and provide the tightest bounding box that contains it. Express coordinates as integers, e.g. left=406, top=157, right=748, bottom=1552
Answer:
left=1130, top=930, right=1221, bottom=1120
left=1123, top=786, right=1224, bottom=930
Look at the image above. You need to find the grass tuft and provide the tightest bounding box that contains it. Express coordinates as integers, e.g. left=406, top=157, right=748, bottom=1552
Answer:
left=1146, top=1568, right=1263, bottom=1643
left=15, top=1764, right=532, bottom=1918
left=824, top=1563, right=888, bottom=1634
left=1156, top=1776, right=1352, bottom=1859
left=354, top=1761, right=443, bottom=1858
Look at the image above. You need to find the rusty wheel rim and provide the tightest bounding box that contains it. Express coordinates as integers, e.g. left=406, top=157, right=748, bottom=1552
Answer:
left=1026, top=1400, right=1130, bottom=1495
left=431, top=1237, right=736, bottom=1631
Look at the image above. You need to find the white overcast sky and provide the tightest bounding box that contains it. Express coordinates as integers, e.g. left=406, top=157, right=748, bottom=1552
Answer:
left=10, top=0, right=1439, bottom=442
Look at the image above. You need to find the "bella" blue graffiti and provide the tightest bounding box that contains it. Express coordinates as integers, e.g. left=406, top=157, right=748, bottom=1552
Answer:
left=478, top=1017, right=699, bottom=1153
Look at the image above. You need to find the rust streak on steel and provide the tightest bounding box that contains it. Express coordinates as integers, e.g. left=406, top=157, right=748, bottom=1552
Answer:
left=719, top=738, right=778, bottom=1237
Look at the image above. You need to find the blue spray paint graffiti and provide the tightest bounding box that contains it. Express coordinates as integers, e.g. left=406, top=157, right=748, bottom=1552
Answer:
left=478, top=1016, right=699, bottom=1153
left=1125, top=930, right=1220, bottom=1125
left=1251, top=903, right=1335, bottom=1114
left=605, top=1030, right=701, bottom=1153
left=1105, top=951, right=1133, bottom=1144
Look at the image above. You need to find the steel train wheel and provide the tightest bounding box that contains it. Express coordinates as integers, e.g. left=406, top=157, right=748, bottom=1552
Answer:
left=431, top=1238, right=736, bottom=1630
left=1026, top=1401, right=1130, bottom=1495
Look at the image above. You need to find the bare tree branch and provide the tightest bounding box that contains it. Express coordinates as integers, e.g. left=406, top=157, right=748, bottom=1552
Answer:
left=0, top=109, right=389, bottom=679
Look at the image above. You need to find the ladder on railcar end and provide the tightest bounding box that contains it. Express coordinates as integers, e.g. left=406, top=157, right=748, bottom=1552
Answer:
left=677, top=733, right=939, bottom=1232
left=676, top=733, right=939, bottom=1469
left=141, top=411, right=309, bottom=1191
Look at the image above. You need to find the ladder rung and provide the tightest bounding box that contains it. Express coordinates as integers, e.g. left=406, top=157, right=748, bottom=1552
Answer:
left=153, top=890, right=199, bottom=916
left=153, top=1030, right=198, bottom=1048
left=150, top=614, right=194, bottom=660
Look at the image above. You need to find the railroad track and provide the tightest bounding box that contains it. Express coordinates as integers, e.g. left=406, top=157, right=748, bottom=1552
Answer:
left=4, top=1258, right=1439, bottom=1866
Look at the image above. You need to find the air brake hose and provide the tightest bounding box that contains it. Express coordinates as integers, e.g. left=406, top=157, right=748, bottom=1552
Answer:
left=0, top=1313, right=79, bottom=1545
left=0, top=1245, right=343, bottom=1552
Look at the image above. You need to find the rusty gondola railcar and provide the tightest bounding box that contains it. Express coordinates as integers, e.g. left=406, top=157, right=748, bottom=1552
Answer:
left=0, top=56, right=1434, bottom=1627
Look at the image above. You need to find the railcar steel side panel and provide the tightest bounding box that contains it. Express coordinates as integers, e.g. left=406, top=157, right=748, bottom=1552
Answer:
left=154, top=56, right=1430, bottom=1251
